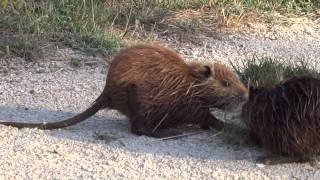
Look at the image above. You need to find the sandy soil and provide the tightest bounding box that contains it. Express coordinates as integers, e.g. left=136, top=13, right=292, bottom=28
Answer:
left=0, top=17, right=320, bottom=179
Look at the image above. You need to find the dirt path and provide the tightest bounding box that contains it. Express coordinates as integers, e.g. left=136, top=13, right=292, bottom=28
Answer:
left=0, top=18, right=320, bottom=179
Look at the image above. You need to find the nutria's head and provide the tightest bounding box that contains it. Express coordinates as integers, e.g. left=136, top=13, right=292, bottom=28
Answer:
left=189, top=62, right=248, bottom=108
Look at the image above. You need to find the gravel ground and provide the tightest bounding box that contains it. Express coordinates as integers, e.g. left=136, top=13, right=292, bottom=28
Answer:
left=0, top=19, right=320, bottom=179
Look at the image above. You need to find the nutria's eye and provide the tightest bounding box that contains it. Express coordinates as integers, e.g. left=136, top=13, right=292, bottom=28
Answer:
left=203, top=65, right=212, bottom=78
left=221, top=80, right=230, bottom=87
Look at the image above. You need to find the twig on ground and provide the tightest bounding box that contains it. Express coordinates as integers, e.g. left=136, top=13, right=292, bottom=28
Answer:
left=152, top=113, right=168, bottom=133
left=208, top=131, right=223, bottom=138
left=150, top=131, right=205, bottom=142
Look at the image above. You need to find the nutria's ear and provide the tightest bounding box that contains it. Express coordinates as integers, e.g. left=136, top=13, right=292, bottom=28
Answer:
left=189, top=63, right=214, bottom=80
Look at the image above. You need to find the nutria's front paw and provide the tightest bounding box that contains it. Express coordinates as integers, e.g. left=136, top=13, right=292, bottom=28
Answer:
left=201, top=120, right=225, bottom=131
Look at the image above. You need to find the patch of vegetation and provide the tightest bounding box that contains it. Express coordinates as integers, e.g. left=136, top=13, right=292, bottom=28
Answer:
left=124, top=0, right=320, bottom=12
left=218, top=124, right=257, bottom=147
left=212, top=0, right=319, bottom=14
left=0, top=35, right=43, bottom=61
left=0, top=0, right=121, bottom=59
left=156, top=0, right=209, bottom=9
left=231, top=56, right=320, bottom=87
left=1, top=0, right=319, bottom=60
left=176, top=18, right=200, bottom=33
left=94, top=132, right=119, bottom=143
left=70, top=58, right=81, bottom=68
left=208, top=122, right=257, bottom=148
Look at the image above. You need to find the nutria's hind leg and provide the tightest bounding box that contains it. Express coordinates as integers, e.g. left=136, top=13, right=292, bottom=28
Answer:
left=126, top=83, right=139, bottom=118
left=131, top=120, right=182, bottom=138
left=200, top=111, right=225, bottom=131
left=256, top=154, right=305, bottom=165
left=126, top=83, right=182, bottom=138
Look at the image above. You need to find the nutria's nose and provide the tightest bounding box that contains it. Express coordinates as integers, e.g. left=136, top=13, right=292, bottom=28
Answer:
left=243, top=92, right=249, bottom=100
left=241, top=95, right=248, bottom=102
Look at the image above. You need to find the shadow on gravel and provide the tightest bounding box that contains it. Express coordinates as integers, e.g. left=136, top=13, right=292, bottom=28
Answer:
left=0, top=105, right=262, bottom=161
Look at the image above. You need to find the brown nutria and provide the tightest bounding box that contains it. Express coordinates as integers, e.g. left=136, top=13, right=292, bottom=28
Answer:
left=242, top=76, right=320, bottom=163
left=0, top=44, right=248, bottom=137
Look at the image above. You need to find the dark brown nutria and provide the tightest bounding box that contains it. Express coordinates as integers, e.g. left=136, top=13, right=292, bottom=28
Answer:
left=0, top=44, right=248, bottom=137
left=242, top=76, right=320, bottom=162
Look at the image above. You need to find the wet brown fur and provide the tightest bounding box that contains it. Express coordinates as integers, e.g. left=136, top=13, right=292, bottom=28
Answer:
left=242, top=76, right=320, bottom=161
left=1, top=44, right=247, bottom=137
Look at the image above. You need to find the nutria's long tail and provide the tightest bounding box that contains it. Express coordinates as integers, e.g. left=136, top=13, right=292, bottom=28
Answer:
left=0, top=95, right=107, bottom=130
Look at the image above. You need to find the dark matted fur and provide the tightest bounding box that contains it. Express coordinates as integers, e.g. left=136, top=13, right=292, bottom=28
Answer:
left=0, top=44, right=248, bottom=137
left=242, top=76, right=320, bottom=161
